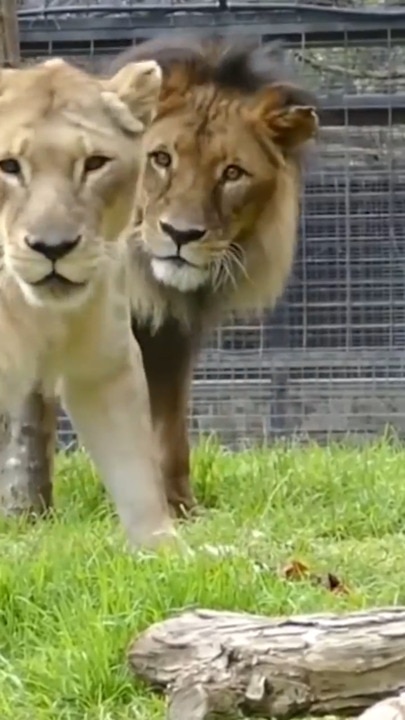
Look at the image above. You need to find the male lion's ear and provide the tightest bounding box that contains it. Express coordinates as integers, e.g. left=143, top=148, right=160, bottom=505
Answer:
left=252, top=83, right=319, bottom=149
left=267, top=104, right=318, bottom=148
left=102, top=60, right=162, bottom=133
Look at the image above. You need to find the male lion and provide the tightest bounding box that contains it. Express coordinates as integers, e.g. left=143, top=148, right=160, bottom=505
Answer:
left=116, top=37, right=319, bottom=514
left=0, top=57, right=175, bottom=547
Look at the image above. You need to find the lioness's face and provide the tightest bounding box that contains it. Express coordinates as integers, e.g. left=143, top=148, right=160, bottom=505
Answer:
left=137, top=85, right=317, bottom=293
left=0, top=58, right=161, bottom=309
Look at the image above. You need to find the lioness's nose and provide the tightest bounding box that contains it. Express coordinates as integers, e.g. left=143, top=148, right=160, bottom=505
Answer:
left=160, top=220, right=206, bottom=247
left=25, top=234, right=81, bottom=262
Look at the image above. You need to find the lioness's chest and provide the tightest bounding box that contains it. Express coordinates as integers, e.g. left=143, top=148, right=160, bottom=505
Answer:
left=39, top=284, right=132, bottom=387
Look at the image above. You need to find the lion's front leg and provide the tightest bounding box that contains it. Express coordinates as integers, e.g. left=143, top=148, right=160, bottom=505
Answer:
left=132, top=316, right=199, bottom=518
left=61, top=344, right=175, bottom=549
left=0, top=304, right=41, bottom=416
left=152, top=396, right=195, bottom=518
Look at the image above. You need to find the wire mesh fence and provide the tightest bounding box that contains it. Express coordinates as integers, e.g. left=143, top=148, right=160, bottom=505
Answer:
left=17, top=0, right=405, bottom=9
left=16, top=1, right=405, bottom=447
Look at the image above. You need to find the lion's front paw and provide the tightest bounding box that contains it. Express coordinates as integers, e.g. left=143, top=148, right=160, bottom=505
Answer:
left=127, top=523, right=194, bottom=559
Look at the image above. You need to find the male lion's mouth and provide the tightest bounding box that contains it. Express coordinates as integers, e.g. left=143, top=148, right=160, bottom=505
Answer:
left=31, top=271, right=86, bottom=289
left=151, top=254, right=209, bottom=291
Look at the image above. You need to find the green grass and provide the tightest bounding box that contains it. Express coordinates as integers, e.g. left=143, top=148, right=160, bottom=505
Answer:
left=0, top=437, right=405, bottom=718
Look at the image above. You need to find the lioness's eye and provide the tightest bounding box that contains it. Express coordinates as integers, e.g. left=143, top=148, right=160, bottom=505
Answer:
left=84, top=155, right=111, bottom=173
left=149, top=150, right=172, bottom=169
left=0, top=158, right=21, bottom=175
left=222, top=164, right=246, bottom=182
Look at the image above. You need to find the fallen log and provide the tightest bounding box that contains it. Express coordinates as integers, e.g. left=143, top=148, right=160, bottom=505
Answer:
left=128, top=607, right=405, bottom=719
left=358, top=692, right=405, bottom=720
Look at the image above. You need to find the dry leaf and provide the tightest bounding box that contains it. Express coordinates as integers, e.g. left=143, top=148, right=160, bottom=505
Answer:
left=282, top=559, right=351, bottom=595
left=325, top=572, right=350, bottom=595
left=282, top=559, right=310, bottom=580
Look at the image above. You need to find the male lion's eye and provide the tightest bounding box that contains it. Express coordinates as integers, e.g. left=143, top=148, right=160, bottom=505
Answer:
left=84, top=155, right=111, bottom=173
left=149, top=150, right=172, bottom=169
left=0, top=158, right=21, bottom=175
left=222, top=164, right=246, bottom=183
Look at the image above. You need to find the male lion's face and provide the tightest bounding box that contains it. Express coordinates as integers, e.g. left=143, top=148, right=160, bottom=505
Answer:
left=137, top=82, right=318, bottom=293
left=0, top=58, right=162, bottom=310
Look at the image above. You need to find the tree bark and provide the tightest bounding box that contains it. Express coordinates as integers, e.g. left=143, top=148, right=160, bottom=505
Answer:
left=0, top=2, right=55, bottom=517
left=128, top=607, right=405, bottom=719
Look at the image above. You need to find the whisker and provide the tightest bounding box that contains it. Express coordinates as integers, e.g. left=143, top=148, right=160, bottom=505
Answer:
left=210, top=241, right=253, bottom=293
left=229, top=242, right=251, bottom=283
left=211, top=250, right=237, bottom=292
left=212, top=257, right=224, bottom=292
left=222, top=252, right=238, bottom=289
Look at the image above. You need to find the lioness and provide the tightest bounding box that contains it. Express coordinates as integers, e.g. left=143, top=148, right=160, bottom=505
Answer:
left=0, top=57, right=175, bottom=547
left=117, top=37, right=319, bottom=513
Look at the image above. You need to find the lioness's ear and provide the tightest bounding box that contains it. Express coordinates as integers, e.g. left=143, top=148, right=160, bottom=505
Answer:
left=251, top=83, right=319, bottom=148
left=42, top=57, right=67, bottom=69
left=102, top=60, right=162, bottom=132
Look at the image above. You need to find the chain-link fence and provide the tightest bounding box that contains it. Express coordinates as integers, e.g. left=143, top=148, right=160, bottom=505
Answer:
left=17, top=0, right=405, bottom=447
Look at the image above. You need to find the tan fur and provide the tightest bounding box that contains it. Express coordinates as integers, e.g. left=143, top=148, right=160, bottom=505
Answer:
left=0, top=57, right=176, bottom=548
left=127, top=56, right=318, bottom=331
left=108, top=38, right=319, bottom=515
left=7, top=41, right=318, bottom=522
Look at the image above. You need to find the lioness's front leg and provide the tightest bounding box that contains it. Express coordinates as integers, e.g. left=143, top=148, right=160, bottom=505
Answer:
left=61, top=343, right=175, bottom=549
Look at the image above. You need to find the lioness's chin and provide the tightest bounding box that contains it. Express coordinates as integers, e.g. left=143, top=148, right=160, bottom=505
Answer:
left=151, top=258, right=209, bottom=292
left=17, top=276, right=92, bottom=311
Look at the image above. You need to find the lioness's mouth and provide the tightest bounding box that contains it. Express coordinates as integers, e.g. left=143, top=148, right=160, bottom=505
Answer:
left=31, top=271, right=86, bottom=289
left=156, top=255, right=199, bottom=269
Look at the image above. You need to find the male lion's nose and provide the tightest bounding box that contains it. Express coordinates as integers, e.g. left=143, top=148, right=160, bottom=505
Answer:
left=25, top=234, right=81, bottom=262
left=160, top=220, right=206, bottom=247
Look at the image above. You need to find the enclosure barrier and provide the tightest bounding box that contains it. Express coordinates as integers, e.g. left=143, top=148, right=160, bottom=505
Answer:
left=18, top=0, right=405, bottom=447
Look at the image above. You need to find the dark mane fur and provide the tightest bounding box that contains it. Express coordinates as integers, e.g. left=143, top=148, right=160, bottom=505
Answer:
left=108, top=34, right=317, bottom=109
